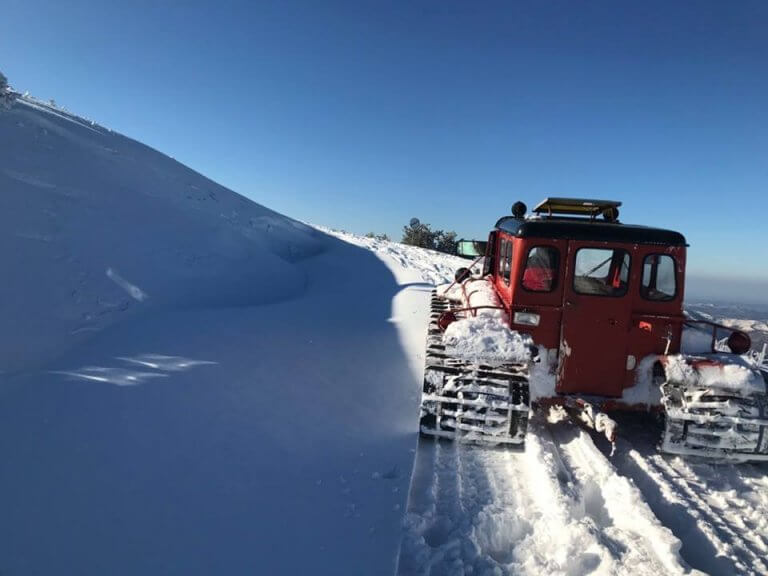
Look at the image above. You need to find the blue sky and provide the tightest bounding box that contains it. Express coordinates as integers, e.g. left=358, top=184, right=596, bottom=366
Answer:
left=2, top=0, right=767, bottom=283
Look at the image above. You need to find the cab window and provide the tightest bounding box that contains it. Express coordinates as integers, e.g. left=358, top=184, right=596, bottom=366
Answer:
left=573, top=248, right=630, bottom=297
left=503, top=240, right=513, bottom=284
left=483, top=233, right=496, bottom=276
left=641, top=254, right=677, bottom=301
left=522, top=246, right=559, bottom=292
left=497, top=238, right=513, bottom=285
left=497, top=239, right=507, bottom=278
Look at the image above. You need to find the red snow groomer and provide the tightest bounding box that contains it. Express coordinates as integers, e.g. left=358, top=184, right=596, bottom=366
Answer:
left=421, top=198, right=768, bottom=462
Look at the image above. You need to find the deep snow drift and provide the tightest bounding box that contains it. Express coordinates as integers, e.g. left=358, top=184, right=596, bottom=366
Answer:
left=1, top=97, right=324, bottom=377
left=0, top=97, right=426, bottom=575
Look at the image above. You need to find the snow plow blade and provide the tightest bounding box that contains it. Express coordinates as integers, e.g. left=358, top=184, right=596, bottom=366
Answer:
left=660, top=356, right=768, bottom=462
left=419, top=291, right=530, bottom=445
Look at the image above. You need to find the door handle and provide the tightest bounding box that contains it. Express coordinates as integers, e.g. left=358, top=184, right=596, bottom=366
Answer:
left=565, top=300, right=576, bottom=308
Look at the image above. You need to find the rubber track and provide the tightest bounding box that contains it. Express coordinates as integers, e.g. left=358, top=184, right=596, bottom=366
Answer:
left=419, top=290, right=530, bottom=444
left=661, top=363, right=768, bottom=462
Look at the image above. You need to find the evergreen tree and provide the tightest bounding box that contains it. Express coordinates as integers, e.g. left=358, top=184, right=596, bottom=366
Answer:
left=402, top=218, right=457, bottom=254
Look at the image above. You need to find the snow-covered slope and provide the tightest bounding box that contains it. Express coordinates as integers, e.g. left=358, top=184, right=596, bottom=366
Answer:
left=1, top=97, right=324, bottom=376
left=0, top=98, right=426, bottom=575
left=321, top=228, right=470, bottom=287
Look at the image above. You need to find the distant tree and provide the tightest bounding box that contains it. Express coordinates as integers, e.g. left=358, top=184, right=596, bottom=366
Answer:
left=402, top=218, right=434, bottom=249
left=402, top=218, right=457, bottom=254
left=0, top=71, right=16, bottom=109
left=434, top=230, right=458, bottom=255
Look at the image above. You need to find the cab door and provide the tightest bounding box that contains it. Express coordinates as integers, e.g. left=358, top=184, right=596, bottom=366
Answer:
left=557, top=242, right=633, bottom=397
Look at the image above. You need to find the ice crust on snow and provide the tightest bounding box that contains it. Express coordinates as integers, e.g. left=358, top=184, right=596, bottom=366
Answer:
left=443, top=315, right=531, bottom=365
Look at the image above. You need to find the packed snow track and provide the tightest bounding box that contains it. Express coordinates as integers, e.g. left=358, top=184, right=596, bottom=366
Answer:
left=398, top=411, right=691, bottom=575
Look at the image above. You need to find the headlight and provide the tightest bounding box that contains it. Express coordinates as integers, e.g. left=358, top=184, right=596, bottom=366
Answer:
left=514, top=312, right=540, bottom=326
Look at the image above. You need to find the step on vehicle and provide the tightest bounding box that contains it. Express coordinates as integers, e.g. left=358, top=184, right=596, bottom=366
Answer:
left=421, top=198, right=768, bottom=462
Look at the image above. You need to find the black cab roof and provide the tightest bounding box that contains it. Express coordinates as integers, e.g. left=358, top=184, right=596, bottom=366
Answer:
left=495, top=198, right=687, bottom=246
left=495, top=216, right=686, bottom=246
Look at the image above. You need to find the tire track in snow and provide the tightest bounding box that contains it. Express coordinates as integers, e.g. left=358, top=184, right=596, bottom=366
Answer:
left=621, top=450, right=768, bottom=575
left=654, top=457, right=768, bottom=568
left=670, top=458, right=768, bottom=558
left=539, top=413, right=692, bottom=575
left=517, top=421, right=617, bottom=575
left=398, top=412, right=693, bottom=575
left=706, top=462, right=768, bottom=546
left=399, top=441, right=528, bottom=574
left=607, top=415, right=768, bottom=576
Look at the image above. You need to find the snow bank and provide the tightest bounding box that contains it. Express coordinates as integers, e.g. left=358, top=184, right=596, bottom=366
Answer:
left=321, top=228, right=469, bottom=287
left=0, top=97, right=325, bottom=376
left=0, top=98, right=420, bottom=576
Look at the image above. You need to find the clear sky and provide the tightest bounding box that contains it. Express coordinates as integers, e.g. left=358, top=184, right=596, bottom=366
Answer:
left=2, top=0, right=767, bottom=284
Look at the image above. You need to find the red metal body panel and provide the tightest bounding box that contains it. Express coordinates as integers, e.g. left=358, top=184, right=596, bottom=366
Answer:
left=489, top=231, right=687, bottom=399
left=503, top=234, right=567, bottom=350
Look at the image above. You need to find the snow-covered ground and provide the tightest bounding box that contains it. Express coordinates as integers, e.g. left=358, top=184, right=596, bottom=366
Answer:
left=3, top=95, right=767, bottom=576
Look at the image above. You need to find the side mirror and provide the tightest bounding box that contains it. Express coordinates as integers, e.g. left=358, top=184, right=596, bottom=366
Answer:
left=456, top=239, right=487, bottom=260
